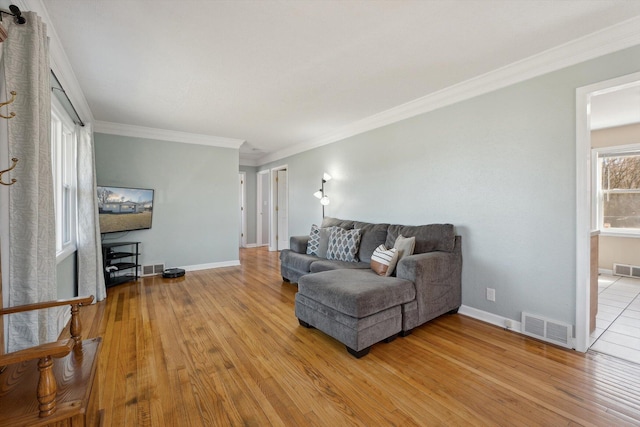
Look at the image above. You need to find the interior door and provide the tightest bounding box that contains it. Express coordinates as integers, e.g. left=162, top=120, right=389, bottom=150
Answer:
left=239, top=173, right=246, bottom=248
left=277, top=169, right=288, bottom=250
left=257, top=171, right=269, bottom=246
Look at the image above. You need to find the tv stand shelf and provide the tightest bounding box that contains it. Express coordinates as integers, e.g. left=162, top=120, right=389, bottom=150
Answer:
left=102, top=241, right=140, bottom=288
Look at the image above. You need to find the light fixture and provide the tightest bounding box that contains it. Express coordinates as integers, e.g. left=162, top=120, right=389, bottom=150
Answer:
left=313, top=173, right=332, bottom=217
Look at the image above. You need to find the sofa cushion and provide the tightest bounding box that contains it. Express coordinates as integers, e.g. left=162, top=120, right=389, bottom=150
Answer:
left=354, top=221, right=389, bottom=263
left=370, top=245, right=399, bottom=276
left=321, top=217, right=355, bottom=230
left=310, top=259, right=371, bottom=273
left=326, top=227, right=361, bottom=262
left=386, top=223, right=455, bottom=254
left=298, top=269, right=415, bottom=318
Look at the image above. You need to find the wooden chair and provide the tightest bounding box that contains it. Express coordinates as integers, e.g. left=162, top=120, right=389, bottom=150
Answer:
left=0, top=295, right=102, bottom=427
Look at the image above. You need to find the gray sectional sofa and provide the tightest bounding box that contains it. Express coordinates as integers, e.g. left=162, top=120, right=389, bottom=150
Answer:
left=280, top=217, right=462, bottom=358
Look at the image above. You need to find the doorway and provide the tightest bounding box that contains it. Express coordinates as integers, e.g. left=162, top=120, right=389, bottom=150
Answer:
left=575, top=71, right=640, bottom=352
left=269, top=165, right=288, bottom=252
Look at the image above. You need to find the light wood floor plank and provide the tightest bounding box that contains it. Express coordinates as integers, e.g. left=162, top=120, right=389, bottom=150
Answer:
left=67, top=247, right=640, bottom=426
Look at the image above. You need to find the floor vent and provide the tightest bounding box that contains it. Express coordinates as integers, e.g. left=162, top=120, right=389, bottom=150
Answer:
left=521, top=312, right=572, bottom=348
left=613, top=263, right=640, bottom=279
left=142, top=263, right=165, bottom=277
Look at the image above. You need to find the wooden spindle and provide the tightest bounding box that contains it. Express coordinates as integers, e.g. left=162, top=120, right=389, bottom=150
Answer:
left=37, top=356, right=57, bottom=417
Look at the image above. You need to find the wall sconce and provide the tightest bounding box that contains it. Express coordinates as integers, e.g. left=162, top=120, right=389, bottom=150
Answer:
left=313, top=173, right=331, bottom=217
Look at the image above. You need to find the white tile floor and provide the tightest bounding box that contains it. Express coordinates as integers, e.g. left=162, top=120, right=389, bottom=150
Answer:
left=590, top=274, right=640, bottom=364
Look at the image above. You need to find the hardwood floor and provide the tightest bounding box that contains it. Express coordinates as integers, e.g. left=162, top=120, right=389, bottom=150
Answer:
left=70, top=247, right=640, bottom=426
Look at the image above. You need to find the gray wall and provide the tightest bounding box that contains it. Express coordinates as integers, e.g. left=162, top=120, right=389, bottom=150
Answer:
left=260, top=45, right=640, bottom=326
left=56, top=254, right=76, bottom=298
left=95, top=133, right=239, bottom=268
left=239, top=165, right=257, bottom=245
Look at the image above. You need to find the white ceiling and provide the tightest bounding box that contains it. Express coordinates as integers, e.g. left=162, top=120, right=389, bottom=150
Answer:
left=41, top=1, right=640, bottom=164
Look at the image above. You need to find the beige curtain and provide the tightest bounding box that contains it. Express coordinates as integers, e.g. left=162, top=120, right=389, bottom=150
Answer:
left=77, top=124, right=106, bottom=301
left=3, top=12, right=56, bottom=352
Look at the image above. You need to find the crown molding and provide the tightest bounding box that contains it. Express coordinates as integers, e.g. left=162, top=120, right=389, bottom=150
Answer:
left=239, top=158, right=259, bottom=167
left=21, top=0, right=95, bottom=125
left=94, top=120, right=245, bottom=149
left=258, top=16, right=640, bottom=165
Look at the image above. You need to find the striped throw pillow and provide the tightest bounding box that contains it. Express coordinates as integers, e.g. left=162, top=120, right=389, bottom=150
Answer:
left=370, top=245, right=399, bottom=276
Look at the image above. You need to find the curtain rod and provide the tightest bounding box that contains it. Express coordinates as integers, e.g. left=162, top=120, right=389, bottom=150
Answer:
left=51, top=70, right=85, bottom=127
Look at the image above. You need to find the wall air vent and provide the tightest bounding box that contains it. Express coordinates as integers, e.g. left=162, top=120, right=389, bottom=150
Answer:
left=521, top=312, right=573, bottom=348
left=613, top=263, right=640, bottom=279
left=142, top=263, right=165, bottom=277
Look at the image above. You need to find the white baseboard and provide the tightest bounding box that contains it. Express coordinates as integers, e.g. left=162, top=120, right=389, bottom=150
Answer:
left=244, top=243, right=259, bottom=248
left=181, top=260, right=240, bottom=272
left=599, top=268, right=613, bottom=276
left=459, top=304, right=522, bottom=334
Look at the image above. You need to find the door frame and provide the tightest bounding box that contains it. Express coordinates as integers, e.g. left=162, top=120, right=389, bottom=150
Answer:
left=269, top=165, right=288, bottom=252
left=575, top=70, right=640, bottom=352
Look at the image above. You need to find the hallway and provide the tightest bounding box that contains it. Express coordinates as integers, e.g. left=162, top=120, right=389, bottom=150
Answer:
left=590, top=274, right=640, bottom=364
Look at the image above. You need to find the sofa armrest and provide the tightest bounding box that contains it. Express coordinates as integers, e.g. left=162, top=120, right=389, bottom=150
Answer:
left=396, top=252, right=458, bottom=284
left=289, top=235, right=310, bottom=254
left=396, top=241, right=462, bottom=327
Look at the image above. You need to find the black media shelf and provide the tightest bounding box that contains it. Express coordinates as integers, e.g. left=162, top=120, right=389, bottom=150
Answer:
left=102, top=241, right=140, bottom=288
left=108, top=251, right=135, bottom=259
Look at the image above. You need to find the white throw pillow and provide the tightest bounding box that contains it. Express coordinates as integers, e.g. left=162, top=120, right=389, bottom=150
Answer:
left=370, top=245, right=399, bottom=276
left=394, top=235, right=416, bottom=262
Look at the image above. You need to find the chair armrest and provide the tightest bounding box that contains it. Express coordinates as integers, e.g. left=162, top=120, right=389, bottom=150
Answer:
left=0, top=339, right=74, bottom=366
left=0, top=295, right=94, bottom=316
left=289, top=235, right=310, bottom=254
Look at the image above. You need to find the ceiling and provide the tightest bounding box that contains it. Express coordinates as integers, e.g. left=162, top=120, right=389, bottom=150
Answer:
left=41, top=1, right=640, bottom=164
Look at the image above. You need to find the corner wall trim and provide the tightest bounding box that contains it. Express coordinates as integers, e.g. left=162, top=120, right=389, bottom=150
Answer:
left=94, top=120, right=245, bottom=149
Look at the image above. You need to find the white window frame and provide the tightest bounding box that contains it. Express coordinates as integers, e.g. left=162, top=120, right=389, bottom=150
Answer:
left=592, top=143, right=640, bottom=238
left=51, top=97, right=78, bottom=261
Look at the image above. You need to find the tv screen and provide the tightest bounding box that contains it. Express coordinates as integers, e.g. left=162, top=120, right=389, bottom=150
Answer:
left=97, top=185, right=154, bottom=234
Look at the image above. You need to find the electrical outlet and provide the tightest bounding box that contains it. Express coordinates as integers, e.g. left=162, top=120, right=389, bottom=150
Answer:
left=486, top=287, right=496, bottom=302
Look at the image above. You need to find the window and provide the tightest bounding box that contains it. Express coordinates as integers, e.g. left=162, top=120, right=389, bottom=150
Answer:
left=51, top=97, right=77, bottom=259
left=594, top=145, right=640, bottom=236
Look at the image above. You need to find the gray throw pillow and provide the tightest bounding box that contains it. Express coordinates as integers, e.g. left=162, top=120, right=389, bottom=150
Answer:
left=326, top=227, right=362, bottom=262
left=317, top=226, right=334, bottom=258
left=306, top=224, right=321, bottom=255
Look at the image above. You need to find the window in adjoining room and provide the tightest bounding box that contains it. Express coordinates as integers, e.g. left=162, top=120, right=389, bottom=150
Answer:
left=594, top=145, right=640, bottom=235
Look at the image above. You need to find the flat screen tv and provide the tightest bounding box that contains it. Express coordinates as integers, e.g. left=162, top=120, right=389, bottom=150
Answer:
left=97, top=185, right=154, bottom=234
